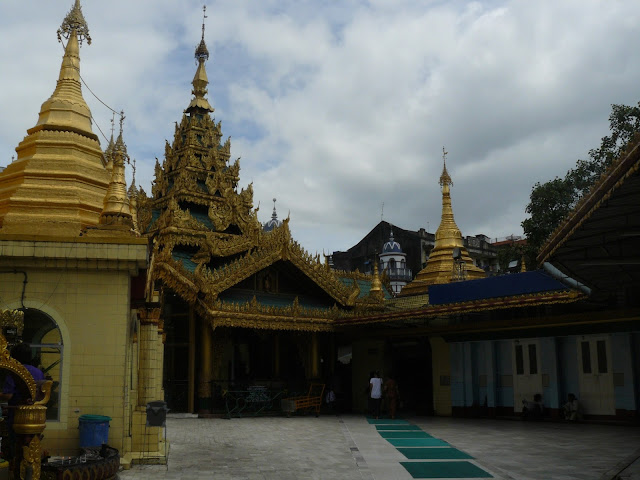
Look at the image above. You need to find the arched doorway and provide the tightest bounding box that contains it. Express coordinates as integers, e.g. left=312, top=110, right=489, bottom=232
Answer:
left=5, top=309, right=63, bottom=420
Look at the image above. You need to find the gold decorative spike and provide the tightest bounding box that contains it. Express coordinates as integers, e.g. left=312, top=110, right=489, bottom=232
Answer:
left=400, top=149, right=485, bottom=295
left=104, top=115, right=116, bottom=171
left=129, top=159, right=141, bottom=236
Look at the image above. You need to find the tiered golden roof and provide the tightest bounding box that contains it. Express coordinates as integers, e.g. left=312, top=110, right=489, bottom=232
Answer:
left=400, top=149, right=485, bottom=296
left=0, top=0, right=109, bottom=236
left=142, top=25, right=386, bottom=330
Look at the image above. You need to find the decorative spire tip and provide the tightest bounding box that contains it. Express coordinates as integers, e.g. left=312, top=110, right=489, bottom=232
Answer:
left=57, top=0, right=91, bottom=45
left=195, top=5, right=210, bottom=61
left=439, top=146, right=453, bottom=187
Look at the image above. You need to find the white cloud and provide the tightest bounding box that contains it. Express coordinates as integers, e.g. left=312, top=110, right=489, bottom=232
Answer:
left=1, top=0, right=639, bottom=257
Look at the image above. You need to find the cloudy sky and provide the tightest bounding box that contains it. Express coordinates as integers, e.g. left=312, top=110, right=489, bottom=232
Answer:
left=1, top=0, right=639, bottom=255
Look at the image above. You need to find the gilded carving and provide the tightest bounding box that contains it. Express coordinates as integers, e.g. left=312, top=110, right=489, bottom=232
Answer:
left=0, top=308, right=25, bottom=336
left=20, top=435, right=42, bottom=480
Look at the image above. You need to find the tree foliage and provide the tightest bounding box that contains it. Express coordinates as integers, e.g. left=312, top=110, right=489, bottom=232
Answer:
left=522, top=102, right=640, bottom=255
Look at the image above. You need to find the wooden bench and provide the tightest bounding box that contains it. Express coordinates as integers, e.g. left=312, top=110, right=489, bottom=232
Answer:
left=281, top=384, right=325, bottom=417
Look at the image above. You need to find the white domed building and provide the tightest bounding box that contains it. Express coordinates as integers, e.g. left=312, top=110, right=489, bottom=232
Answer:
left=379, top=229, right=412, bottom=295
left=263, top=198, right=282, bottom=232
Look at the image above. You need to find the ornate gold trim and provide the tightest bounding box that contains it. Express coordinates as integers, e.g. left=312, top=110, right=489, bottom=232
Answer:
left=21, top=435, right=42, bottom=480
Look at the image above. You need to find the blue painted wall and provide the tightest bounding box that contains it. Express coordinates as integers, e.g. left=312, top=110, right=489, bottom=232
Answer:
left=557, top=336, right=579, bottom=402
left=540, top=337, right=559, bottom=408
left=495, top=340, right=513, bottom=407
left=471, top=342, right=482, bottom=406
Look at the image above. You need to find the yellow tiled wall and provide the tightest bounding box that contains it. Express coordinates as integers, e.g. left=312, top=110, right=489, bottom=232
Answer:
left=0, top=239, right=157, bottom=459
left=430, top=336, right=452, bottom=416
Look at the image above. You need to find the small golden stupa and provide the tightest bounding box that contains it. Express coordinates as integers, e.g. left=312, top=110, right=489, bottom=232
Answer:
left=400, top=148, right=485, bottom=296
left=0, top=0, right=110, bottom=236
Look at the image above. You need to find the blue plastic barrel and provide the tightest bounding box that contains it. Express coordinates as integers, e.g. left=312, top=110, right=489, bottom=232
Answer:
left=78, top=414, right=111, bottom=447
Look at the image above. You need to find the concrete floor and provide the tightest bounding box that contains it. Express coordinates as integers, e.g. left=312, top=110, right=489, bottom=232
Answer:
left=119, top=414, right=640, bottom=479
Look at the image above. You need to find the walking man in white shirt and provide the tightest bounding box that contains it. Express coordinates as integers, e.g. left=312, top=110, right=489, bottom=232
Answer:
left=369, top=371, right=383, bottom=419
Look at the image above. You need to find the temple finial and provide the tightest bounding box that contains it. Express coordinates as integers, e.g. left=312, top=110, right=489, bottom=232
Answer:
left=439, top=146, right=452, bottom=188
left=195, top=5, right=210, bottom=61
left=57, top=0, right=91, bottom=45
left=370, top=255, right=384, bottom=298
left=202, top=6, right=208, bottom=42
left=188, top=6, right=214, bottom=112
left=272, top=198, right=278, bottom=220
left=129, top=158, right=137, bottom=193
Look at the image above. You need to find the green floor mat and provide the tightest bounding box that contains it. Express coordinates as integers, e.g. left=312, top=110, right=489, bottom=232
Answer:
left=400, top=461, right=492, bottom=478
left=388, top=438, right=449, bottom=447
left=379, top=430, right=432, bottom=439
left=376, top=425, right=422, bottom=431
left=397, top=447, right=473, bottom=460
left=366, top=418, right=409, bottom=425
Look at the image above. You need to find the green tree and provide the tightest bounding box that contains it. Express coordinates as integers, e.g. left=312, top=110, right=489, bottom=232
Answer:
left=522, top=102, right=640, bottom=255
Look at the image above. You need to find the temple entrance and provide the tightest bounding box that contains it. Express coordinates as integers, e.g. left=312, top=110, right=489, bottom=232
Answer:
left=162, top=293, right=330, bottom=412
left=390, top=338, right=434, bottom=415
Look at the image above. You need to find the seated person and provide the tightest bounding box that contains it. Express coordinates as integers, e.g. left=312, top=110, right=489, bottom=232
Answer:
left=522, top=393, right=544, bottom=420
left=563, top=393, right=583, bottom=421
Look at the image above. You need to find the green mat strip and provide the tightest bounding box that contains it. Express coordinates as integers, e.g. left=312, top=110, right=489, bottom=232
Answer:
left=368, top=417, right=491, bottom=478
left=400, top=461, right=492, bottom=478
left=366, top=418, right=410, bottom=425
left=375, top=424, right=422, bottom=431
left=379, top=430, right=432, bottom=439
left=397, top=447, right=473, bottom=460
left=388, top=438, right=449, bottom=447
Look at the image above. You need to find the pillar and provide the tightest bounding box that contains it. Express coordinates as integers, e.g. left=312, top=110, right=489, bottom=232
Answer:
left=198, top=316, right=213, bottom=414
left=137, top=307, right=161, bottom=406
left=311, top=332, right=319, bottom=379
left=188, top=305, right=195, bottom=413
left=274, top=333, right=281, bottom=378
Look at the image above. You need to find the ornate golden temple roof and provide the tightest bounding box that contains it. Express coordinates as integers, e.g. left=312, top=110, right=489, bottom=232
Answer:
left=141, top=15, right=387, bottom=331
left=0, top=0, right=109, bottom=237
left=400, top=148, right=485, bottom=296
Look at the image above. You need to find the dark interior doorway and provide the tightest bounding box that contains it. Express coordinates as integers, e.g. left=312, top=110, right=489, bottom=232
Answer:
left=390, top=338, right=434, bottom=415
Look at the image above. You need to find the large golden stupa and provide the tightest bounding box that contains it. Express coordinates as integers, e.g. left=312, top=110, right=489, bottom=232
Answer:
left=400, top=149, right=485, bottom=296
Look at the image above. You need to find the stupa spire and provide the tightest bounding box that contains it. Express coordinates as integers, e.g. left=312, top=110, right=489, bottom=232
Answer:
left=436, top=146, right=460, bottom=242
left=128, top=158, right=141, bottom=236
left=104, top=115, right=116, bottom=172
left=399, top=148, right=485, bottom=295
left=99, top=113, right=132, bottom=228
left=187, top=6, right=214, bottom=112
left=0, top=0, right=109, bottom=237
left=369, top=255, right=384, bottom=300
left=34, top=0, right=95, bottom=139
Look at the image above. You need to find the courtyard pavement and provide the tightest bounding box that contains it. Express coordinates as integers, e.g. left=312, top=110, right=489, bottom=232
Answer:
left=119, top=413, right=640, bottom=480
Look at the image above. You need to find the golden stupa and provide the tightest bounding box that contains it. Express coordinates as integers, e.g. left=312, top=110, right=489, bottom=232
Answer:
left=0, top=0, right=110, bottom=237
left=400, top=149, right=485, bottom=295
